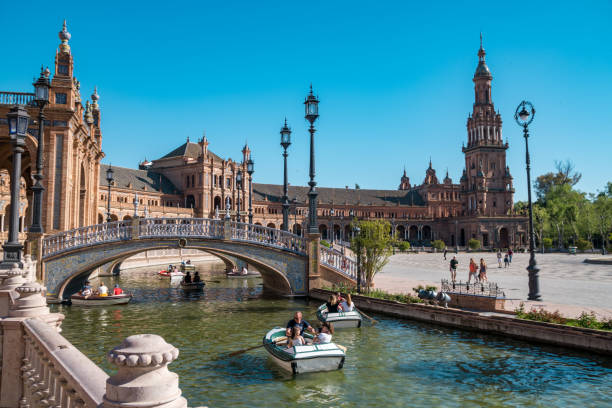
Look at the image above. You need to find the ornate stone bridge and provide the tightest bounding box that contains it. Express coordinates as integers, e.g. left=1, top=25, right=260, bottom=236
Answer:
left=40, top=217, right=358, bottom=299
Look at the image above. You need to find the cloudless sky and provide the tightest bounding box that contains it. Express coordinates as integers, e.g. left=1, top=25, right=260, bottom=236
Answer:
left=1, top=1, right=611, bottom=200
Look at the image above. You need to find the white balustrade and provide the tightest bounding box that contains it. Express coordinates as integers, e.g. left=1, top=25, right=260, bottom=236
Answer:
left=320, top=246, right=357, bottom=280
left=138, top=217, right=223, bottom=239
left=231, top=222, right=306, bottom=254
left=42, top=221, right=132, bottom=258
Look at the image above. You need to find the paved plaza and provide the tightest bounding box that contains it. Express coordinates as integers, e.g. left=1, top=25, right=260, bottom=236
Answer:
left=374, top=252, right=612, bottom=319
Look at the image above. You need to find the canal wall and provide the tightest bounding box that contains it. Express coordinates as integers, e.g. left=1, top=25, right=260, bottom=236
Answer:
left=309, top=289, right=612, bottom=356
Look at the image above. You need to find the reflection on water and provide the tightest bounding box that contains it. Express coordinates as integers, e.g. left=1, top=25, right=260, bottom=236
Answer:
left=53, top=263, right=612, bottom=408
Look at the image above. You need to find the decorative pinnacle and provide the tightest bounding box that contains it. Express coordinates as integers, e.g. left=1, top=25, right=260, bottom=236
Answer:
left=91, top=86, right=99, bottom=102
left=58, top=20, right=71, bottom=52
left=309, top=83, right=313, bottom=95
left=107, top=334, right=179, bottom=368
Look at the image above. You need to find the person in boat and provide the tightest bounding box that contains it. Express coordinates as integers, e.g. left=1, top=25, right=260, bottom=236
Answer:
left=81, top=281, right=92, bottom=297
left=98, top=282, right=109, bottom=297
left=113, top=284, right=123, bottom=296
left=193, top=272, right=202, bottom=283
left=286, top=311, right=314, bottom=337
left=186, top=260, right=192, bottom=265
left=313, top=322, right=334, bottom=344
left=184, top=272, right=192, bottom=284
left=326, top=294, right=340, bottom=313
left=241, top=266, right=248, bottom=276
left=339, top=293, right=355, bottom=312
left=286, top=326, right=305, bottom=350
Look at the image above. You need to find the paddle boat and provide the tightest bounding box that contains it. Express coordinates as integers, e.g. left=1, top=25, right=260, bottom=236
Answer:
left=316, top=304, right=362, bottom=328
left=70, top=293, right=132, bottom=306
left=158, top=269, right=185, bottom=278
left=262, top=327, right=346, bottom=374
left=180, top=280, right=205, bottom=291
left=226, top=267, right=260, bottom=278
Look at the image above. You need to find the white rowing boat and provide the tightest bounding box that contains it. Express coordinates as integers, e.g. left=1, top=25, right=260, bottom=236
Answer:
left=316, top=304, right=362, bottom=328
left=70, top=293, right=132, bottom=306
left=262, top=327, right=345, bottom=374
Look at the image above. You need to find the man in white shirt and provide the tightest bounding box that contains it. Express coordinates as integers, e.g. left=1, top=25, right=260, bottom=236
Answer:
left=98, top=282, right=109, bottom=297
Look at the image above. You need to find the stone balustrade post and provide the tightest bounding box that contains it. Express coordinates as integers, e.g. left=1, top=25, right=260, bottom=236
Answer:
left=131, top=217, right=140, bottom=241
left=103, top=334, right=187, bottom=408
left=307, top=233, right=322, bottom=292
left=223, top=219, right=232, bottom=241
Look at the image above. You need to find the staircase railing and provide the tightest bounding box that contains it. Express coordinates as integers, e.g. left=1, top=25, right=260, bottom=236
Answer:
left=320, top=245, right=357, bottom=280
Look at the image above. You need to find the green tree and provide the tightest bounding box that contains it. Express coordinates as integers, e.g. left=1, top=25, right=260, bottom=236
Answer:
left=431, top=239, right=446, bottom=250
left=351, top=220, right=394, bottom=293
left=535, top=159, right=582, bottom=202
left=468, top=238, right=481, bottom=250
left=593, top=187, right=612, bottom=252
left=533, top=203, right=549, bottom=253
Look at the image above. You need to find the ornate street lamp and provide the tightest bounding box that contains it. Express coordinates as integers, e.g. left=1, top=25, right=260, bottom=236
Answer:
left=515, top=100, right=541, bottom=301
left=247, top=158, right=254, bottom=224
left=280, top=119, right=291, bottom=231
left=29, top=67, right=50, bottom=234
left=236, top=170, right=242, bottom=223
left=1, top=105, right=30, bottom=268
left=106, top=165, right=114, bottom=223
left=329, top=208, right=335, bottom=243
left=352, top=223, right=362, bottom=293
left=305, top=85, right=319, bottom=234
left=133, top=193, right=139, bottom=218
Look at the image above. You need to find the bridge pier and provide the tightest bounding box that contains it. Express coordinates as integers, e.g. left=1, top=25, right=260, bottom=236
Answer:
left=307, top=233, right=322, bottom=291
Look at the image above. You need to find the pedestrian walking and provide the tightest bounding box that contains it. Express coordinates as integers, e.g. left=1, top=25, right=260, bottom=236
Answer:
left=443, top=248, right=448, bottom=260
left=449, top=256, right=458, bottom=282
left=468, top=258, right=478, bottom=283
left=479, top=258, right=488, bottom=282
left=508, top=248, right=513, bottom=264
left=497, top=250, right=503, bottom=268
left=504, top=254, right=509, bottom=268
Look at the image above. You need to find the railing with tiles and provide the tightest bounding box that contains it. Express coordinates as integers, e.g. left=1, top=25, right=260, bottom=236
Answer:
left=320, top=246, right=358, bottom=280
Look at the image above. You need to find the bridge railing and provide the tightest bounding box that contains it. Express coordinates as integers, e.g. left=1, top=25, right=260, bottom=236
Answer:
left=42, top=220, right=132, bottom=257
left=138, top=217, right=224, bottom=239
left=320, top=245, right=358, bottom=280
left=231, top=222, right=306, bottom=254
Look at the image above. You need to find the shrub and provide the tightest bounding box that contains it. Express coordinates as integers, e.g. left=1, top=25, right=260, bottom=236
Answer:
left=431, top=240, right=446, bottom=250
left=543, top=237, right=553, bottom=249
left=320, top=240, right=331, bottom=248
left=398, top=241, right=411, bottom=252
left=576, top=239, right=592, bottom=251
left=468, top=238, right=481, bottom=250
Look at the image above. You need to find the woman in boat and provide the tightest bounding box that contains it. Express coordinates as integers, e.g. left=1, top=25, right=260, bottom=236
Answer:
left=98, top=282, right=109, bottom=297
left=314, top=322, right=334, bottom=344
left=339, top=293, right=355, bottom=312
left=286, top=326, right=305, bottom=349
left=184, top=272, right=192, bottom=284
left=193, top=272, right=202, bottom=283
left=326, top=294, right=340, bottom=313
left=81, top=281, right=92, bottom=297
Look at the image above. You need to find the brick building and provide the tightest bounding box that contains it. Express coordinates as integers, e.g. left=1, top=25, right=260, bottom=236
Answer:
left=0, top=23, right=526, bottom=249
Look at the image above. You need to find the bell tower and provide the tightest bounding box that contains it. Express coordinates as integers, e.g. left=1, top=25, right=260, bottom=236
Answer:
left=462, top=36, right=514, bottom=216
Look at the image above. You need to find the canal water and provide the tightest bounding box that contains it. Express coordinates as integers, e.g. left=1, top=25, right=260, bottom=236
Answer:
left=52, top=262, right=612, bottom=407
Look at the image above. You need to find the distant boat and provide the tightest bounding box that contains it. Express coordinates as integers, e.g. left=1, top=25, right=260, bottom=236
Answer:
left=262, top=327, right=345, bottom=374
left=158, top=270, right=185, bottom=278
left=180, top=263, right=196, bottom=273
left=316, top=304, right=362, bottom=328
left=70, top=293, right=132, bottom=306
left=226, top=269, right=259, bottom=278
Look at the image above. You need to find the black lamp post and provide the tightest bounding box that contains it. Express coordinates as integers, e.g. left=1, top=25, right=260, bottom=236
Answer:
left=280, top=119, right=291, bottom=231
left=236, top=170, right=242, bottom=223
left=106, top=165, right=114, bottom=223
left=1, top=105, right=30, bottom=268
left=247, top=158, right=254, bottom=224
left=305, top=85, right=319, bottom=234
left=29, top=67, right=50, bottom=234
left=515, top=100, right=541, bottom=301
left=353, top=223, right=362, bottom=293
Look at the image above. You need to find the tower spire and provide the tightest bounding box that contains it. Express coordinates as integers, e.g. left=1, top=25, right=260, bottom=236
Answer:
left=58, top=20, right=71, bottom=52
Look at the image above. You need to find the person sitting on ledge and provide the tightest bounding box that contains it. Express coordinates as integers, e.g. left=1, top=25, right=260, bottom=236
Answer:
left=184, top=272, right=192, bottom=284
left=98, top=282, right=109, bottom=297
left=193, top=272, right=202, bottom=283
left=313, top=322, right=334, bottom=344
left=113, top=284, right=123, bottom=295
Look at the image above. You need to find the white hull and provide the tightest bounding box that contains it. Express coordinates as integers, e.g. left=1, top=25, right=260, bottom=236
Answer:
left=268, top=354, right=345, bottom=374
left=317, top=305, right=362, bottom=328
left=321, top=317, right=362, bottom=328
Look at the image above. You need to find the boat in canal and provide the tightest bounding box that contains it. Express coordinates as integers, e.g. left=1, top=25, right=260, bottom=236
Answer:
left=316, top=304, right=362, bottom=328
left=180, top=263, right=196, bottom=273
left=158, top=269, right=185, bottom=278
left=180, top=280, right=205, bottom=291
left=70, top=293, right=132, bottom=306
left=226, top=267, right=260, bottom=278
left=262, top=327, right=346, bottom=374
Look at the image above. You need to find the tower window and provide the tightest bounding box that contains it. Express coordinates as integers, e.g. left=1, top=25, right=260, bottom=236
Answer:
left=58, top=64, right=69, bottom=75
left=55, top=93, right=67, bottom=104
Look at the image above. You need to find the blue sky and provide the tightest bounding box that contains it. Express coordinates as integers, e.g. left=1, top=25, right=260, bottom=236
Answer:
left=1, top=1, right=611, bottom=200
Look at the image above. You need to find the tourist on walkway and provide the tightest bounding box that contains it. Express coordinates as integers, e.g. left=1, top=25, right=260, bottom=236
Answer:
left=504, top=254, right=509, bottom=268
left=497, top=251, right=503, bottom=268
left=443, top=247, right=448, bottom=260
left=286, top=311, right=314, bottom=336
left=340, top=293, right=355, bottom=312
left=508, top=248, right=513, bottom=263
left=468, top=258, right=478, bottom=283
left=479, top=259, right=488, bottom=282
left=449, top=256, right=458, bottom=282
left=113, top=284, right=123, bottom=295
left=98, top=282, right=109, bottom=297
left=314, top=322, right=334, bottom=344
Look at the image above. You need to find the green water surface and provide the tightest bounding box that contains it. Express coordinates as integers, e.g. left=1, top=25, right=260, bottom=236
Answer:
left=52, top=263, right=612, bottom=407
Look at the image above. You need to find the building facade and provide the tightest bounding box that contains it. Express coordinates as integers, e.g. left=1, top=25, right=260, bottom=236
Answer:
left=0, top=23, right=526, bottom=249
